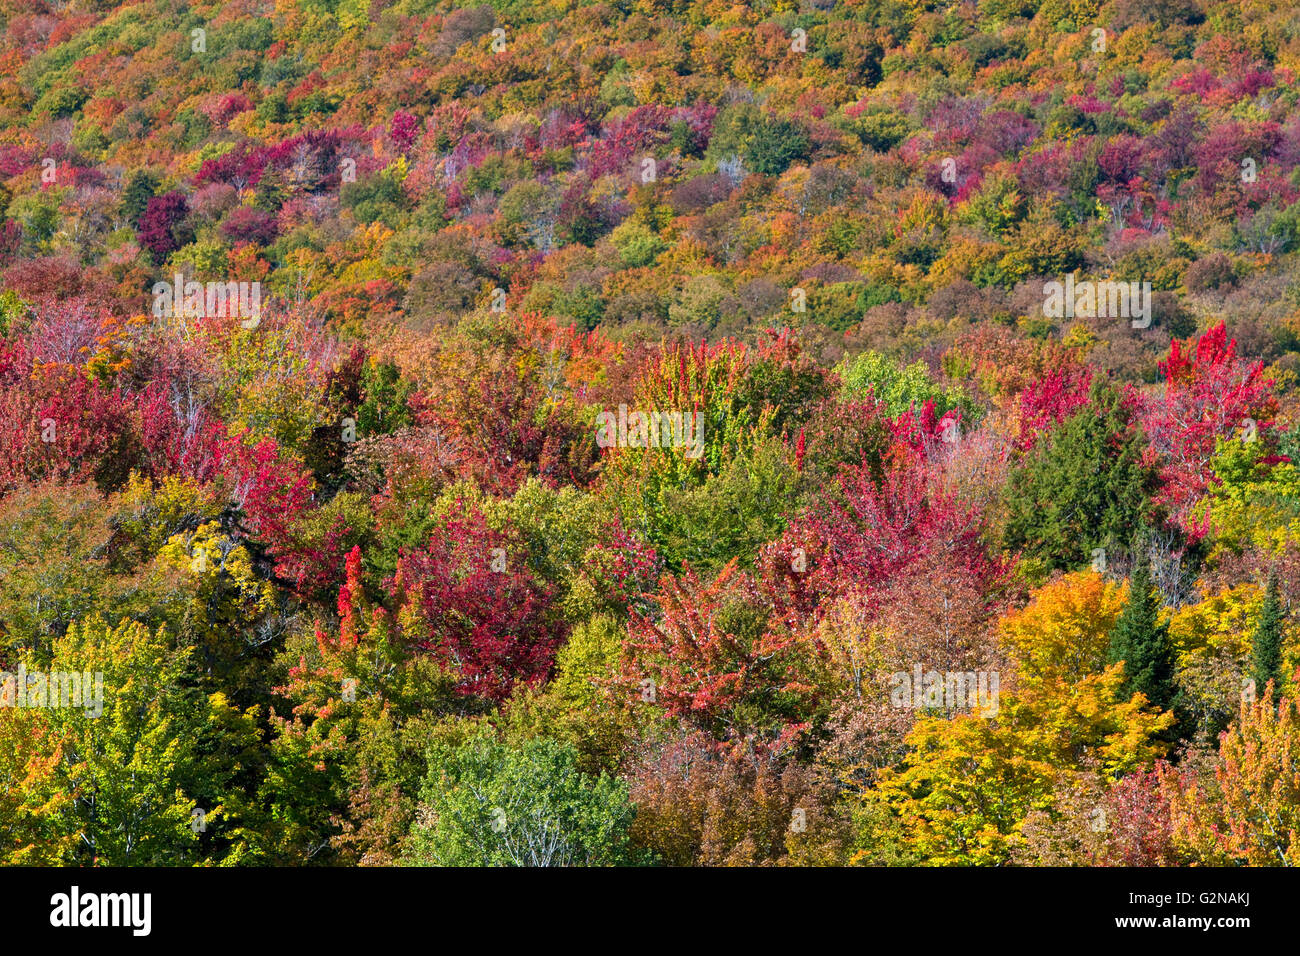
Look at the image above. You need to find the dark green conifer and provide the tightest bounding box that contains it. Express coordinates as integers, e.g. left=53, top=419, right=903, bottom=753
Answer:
left=1250, top=572, right=1285, bottom=696
left=1004, top=381, right=1159, bottom=573
left=1109, top=544, right=1178, bottom=719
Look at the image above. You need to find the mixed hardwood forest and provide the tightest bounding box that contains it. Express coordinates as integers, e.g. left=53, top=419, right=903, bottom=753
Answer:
left=2, top=0, right=1300, bottom=865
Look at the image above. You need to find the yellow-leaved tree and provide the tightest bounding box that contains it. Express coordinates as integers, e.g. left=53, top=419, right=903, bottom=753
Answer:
left=1163, top=689, right=1300, bottom=866
left=869, top=572, right=1174, bottom=865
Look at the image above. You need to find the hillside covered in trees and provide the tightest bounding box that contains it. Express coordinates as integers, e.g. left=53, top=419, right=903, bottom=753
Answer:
left=2, top=0, right=1300, bottom=866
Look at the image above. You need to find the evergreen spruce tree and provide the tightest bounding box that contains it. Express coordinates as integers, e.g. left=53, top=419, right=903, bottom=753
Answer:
left=121, top=169, right=160, bottom=228
left=1250, top=572, right=1285, bottom=696
left=1003, top=380, right=1159, bottom=573
left=1108, top=544, right=1178, bottom=719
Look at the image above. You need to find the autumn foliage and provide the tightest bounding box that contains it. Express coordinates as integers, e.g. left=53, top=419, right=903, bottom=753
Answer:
left=1, top=0, right=1299, bottom=870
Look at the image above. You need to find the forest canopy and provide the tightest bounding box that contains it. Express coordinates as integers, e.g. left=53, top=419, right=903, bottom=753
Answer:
left=2, top=0, right=1300, bottom=867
